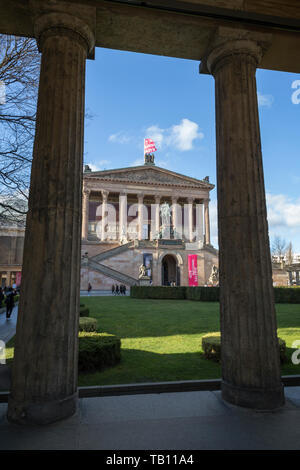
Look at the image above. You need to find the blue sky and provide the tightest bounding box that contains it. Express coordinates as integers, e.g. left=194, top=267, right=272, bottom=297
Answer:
left=84, top=48, right=300, bottom=252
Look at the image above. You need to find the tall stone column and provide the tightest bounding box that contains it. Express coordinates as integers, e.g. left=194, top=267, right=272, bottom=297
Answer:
left=154, top=196, right=160, bottom=239
left=82, top=188, right=90, bottom=240
left=6, top=271, right=12, bottom=288
left=172, top=196, right=178, bottom=239
left=7, top=9, right=95, bottom=424
left=188, top=198, right=194, bottom=242
left=201, top=27, right=284, bottom=409
left=101, top=190, right=109, bottom=241
left=138, top=193, right=144, bottom=240
left=196, top=201, right=204, bottom=244
left=204, top=199, right=211, bottom=245
left=119, top=191, right=128, bottom=242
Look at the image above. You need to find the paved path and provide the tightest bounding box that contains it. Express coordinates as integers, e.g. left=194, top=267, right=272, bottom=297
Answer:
left=80, top=290, right=130, bottom=296
left=0, top=306, right=18, bottom=343
left=0, top=387, right=300, bottom=449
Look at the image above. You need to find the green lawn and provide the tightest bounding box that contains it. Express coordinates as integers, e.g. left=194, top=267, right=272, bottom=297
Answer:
left=5, top=297, right=300, bottom=386
left=77, top=297, right=300, bottom=386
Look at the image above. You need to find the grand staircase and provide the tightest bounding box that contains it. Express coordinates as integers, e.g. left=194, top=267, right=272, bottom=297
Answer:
left=87, top=241, right=139, bottom=286
left=90, top=241, right=134, bottom=263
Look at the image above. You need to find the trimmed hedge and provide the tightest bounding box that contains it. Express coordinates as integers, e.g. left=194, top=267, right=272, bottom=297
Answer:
left=186, top=286, right=220, bottom=302
left=202, top=332, right=287, bottom=363
left=79, top=317, right=98, bottom=332
left=274, top=287, right=300, bottom=304
left=130, top=286, right=300, bottom=303
left=78, top=332, right=121, bottom=372
left=130, top=285, right=186, bottom=300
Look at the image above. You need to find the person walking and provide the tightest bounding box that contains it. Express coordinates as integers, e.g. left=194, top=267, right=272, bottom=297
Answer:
left=0, top=287, right=4, bottom=308
left=115, top=285, right=119, bottom=295
left=88, top=282, right=92, bottom=296
left=112, top=284, right=115, bottom=295
left=5, top=287, right=15, bottom=320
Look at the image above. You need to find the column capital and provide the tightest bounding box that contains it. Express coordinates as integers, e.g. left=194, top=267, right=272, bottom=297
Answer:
left=119, top=190, right=128, bottom=197
left=171, top=196, right=178, bottom=204
left=32, top=5, right=95, bottom=56
left=200, top=27, right=272, bottom=76
left=187, top=197, right=194, bottom=204
left=154, top=196, right=161, bottom=204
left=83, top=187, right=91, bottom=197
left=137, top=193, right=144, bottom=202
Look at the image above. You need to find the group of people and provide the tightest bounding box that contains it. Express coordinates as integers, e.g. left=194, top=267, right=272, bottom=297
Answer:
left=0, top=286, right=17, bottom=320
left=111, top=284, right=127, bottom=296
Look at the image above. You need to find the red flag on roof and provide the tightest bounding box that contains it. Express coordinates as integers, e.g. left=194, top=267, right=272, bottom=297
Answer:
left=144, top=138, right=157, bottom=154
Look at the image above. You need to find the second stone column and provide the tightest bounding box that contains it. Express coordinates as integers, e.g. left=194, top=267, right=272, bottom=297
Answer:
left=201, top=27, right=284, bottom=410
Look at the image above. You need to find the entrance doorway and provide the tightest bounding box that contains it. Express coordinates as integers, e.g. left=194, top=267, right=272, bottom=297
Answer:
left=161, top=254, right=179, bottom=286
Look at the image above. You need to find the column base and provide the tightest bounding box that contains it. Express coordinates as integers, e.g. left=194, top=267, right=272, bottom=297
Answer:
left=7, top=391, right=78, bottom=425
left=221, top=380, right=285, bottom=411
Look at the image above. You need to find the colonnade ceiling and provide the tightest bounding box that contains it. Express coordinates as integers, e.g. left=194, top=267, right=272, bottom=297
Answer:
left=1, top=1, right=300, bottom=73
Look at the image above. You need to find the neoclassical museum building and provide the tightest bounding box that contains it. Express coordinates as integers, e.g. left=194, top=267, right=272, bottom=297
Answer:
left=80, top=156, right=218, bottom=290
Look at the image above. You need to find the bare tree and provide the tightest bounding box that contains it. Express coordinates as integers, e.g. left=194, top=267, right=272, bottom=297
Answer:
left=271, top=235, right=287, bottom=259
left=0, top=35, right=40, bottom=224
left=286, top=241, right=294, bottom=265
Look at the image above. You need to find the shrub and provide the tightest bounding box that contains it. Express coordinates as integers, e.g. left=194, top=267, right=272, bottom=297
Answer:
left=130, top=286, right=186, bottom=300
left=79, top=317, right=98, bottom=332
left=202, top=332, right=286, bottom=363
left=278, top=337, right=287, bottom=363
left=202, top=333, right=221, bottom=361
left=186, top=286, right=220, bottom=302
left=274, top=287, right=300, bottom=304
left=78, top=332, right=121, bottom=372
left=80, top=307, right=90, bottom=317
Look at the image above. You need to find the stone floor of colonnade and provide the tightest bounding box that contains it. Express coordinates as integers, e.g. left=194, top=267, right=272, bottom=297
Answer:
left=0, top=388, right=300, bottom=449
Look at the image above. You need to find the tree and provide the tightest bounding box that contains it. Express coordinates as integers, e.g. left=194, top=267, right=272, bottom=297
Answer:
left=286, top=241, right=294, bottom=265
left=0, top=35, right=40, bottom=224
left=271, top=235, right=287, bottom=259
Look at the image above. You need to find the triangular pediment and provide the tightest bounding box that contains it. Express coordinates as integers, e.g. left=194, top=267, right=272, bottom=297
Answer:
left=84, top=165, right=214, bottom=189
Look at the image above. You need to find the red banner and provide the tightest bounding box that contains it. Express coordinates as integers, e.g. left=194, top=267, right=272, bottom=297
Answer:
left=188, top=254, right=198, bottom=286
left=16, top=272, right=22, bottom=286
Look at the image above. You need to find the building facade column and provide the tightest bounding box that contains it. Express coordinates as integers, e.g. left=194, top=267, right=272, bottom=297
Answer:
left=8, top=9, right=95, bottom=424
left=82, top=188, right=90, bottom=240
left=6, top=271, right=12, bottom=288
left=202, top=27, right=284, bottom=409
left=119, top=191, right=128, bottom=242
left=154, top=196, right=160, bottom=239
left=172, top=196, right=178, bottom=239
left=187, top=198, right=194, bottom=242
left=204, top=199, right=211, bottom=245
left=138, top=193, right=144, bottom=241
left=101, top=190, right=109, bottom=241
left=196, top=201, right=204, bottom=244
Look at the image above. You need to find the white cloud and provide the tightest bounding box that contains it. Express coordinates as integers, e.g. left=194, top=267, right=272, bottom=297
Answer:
left=170, top=119, right=204, bottom=151
left=145, top=125, right=164, bottom=148
left=108, top=132, right=131, bottom=144
left=86, top=160, right=110, bottom=172
left=266, top=193, right=300, bottom=228
left=203, top=193, right=300, bottom=251
left=257, top=92, right=274, bottom=108
left=146, top=118, right=204, bottom=152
